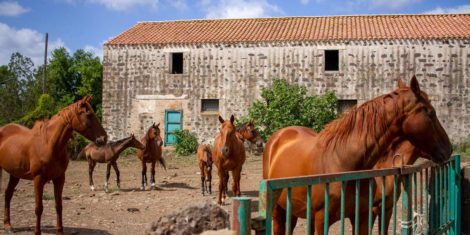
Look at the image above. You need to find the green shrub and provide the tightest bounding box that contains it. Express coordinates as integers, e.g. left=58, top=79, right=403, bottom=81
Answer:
left=121, top=147, right=137, bottom=157
left=454, top=135, right=470, bottom=158
left=243, top=79, right=338, bottom=140
left=17, top=94, right=58, bottom=127
left=173, top=130, right=198, bottom=156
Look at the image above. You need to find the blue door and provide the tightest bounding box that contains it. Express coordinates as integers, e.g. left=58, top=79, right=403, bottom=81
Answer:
left=165, top=110, right=182, bottom=145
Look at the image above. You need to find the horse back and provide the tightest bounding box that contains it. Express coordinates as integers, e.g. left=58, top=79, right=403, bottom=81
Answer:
left=263, top=126, right=320, bottom=180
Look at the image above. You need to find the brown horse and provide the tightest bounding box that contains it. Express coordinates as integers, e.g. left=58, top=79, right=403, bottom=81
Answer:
left=236, top=121, right=264, bottom=149
left=263, top=76, right=452, bottom=234
left=197, top=144, right=213, bottom=195
left=347, top=140, right=421, bottom=235
left=136, top=123, right=165, bottom=190
left=0, top=96, right=107, bottom=235
left=213, top=115, right=246, bottom=205
left=79, top=134, right=145, bottom=192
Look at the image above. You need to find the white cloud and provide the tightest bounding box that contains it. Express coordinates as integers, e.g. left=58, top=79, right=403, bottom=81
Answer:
left=367, top=0, right=420, bottom=10
left=87, top=0, right=158, bottom=11
left=0, top=23, right=67, bottom=66
left=0, top=1, right=29, bottom=16
left=84, top=45, right=103, bottom=61
left=204, top=0, right=283, bottom=19
left=424, top=5, right=470, bottom=14
left=300, top=0, right=309, bottom=5
left=167, top=0, right=187, bottom=10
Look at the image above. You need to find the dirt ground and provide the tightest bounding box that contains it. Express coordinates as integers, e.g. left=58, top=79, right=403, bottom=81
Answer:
left=0, top=150, right=462, bottom=235
left=0, top=151, right=266, bottom=235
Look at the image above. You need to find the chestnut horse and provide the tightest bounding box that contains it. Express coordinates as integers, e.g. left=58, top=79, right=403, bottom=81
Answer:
left=136, top=123, right=165, bottom=190
left=0, top=96, right=107, bottom=235
left=347, top=140, right=421, bottom=235
left=236, top=121, right=264, bottom=149
left=213, top=115, right=246, bottom=205
left=79, top=134, right=145, bottom=192
left=197, top=144, right=213, bottom=195
left=263, top=76, right=452, bottom=234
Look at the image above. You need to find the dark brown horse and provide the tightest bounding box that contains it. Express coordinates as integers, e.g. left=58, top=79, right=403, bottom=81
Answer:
left=0, top=96, right=107, bottom=235
left=213, top=115, right=246, bottom=205
left=136, top=123, right=165, bottom=190
left=263, top=76, right=452, bottom=234
left=236, top=121, right=264, bottom=149
left=197, top=144, right=213, bottom=195
left=347, top=140, right=421, bottom=235
left=79, top=134, right=145, bottom=192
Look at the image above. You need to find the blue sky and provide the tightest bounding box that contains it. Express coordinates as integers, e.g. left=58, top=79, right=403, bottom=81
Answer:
left=0, top=0, right=469, bottom=66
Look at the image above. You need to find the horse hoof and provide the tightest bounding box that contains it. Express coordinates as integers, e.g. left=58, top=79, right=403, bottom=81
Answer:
left=104, top=188, right=109, bottom=193
left=4, top=227, right=13, bottom=234
left=90, top=186, right=95, bottom=191
left=140, top=186, right=145, bottom=191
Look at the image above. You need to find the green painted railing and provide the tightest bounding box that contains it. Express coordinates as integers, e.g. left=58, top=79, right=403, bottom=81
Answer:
left=233, top=155, right=461, bottom=235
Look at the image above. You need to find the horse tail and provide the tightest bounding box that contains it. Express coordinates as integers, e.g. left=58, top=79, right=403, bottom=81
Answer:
left=158, top=157, right=167, bottom=171
left=77, top=148, right=86, bottom=160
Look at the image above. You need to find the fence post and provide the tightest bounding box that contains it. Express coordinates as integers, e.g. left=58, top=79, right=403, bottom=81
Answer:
left=232, top=197, right=251, bottom=235
left=454, top=155, right=461, bottom=235
left=402, top=173, right=412, bottom=235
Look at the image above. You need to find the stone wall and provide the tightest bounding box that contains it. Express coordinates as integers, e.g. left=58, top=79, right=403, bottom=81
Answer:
left=103, top=39, right=470, bottom=144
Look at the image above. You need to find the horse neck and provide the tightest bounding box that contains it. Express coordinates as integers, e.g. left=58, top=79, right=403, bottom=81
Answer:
left=44, top=113, right=74, bottom=154
left=236, top=131, right=246, bottom=142
left=111, top=138, right=133, bottom=155
left=323, top=98, right=404, bottom=170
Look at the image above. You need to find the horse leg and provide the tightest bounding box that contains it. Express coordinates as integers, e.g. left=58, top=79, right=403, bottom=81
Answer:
left=111, top=162, right=121, bottom=191
left=232, top=167, right=242, bottom=197
left=272, top=204, right=298, bottom=235
left=141, top=161, right=147, bottom=191
left=105, top=163, right=112, bottom=193
left=224, top=171, right=229, bottom=195
left=207, top=172, right=212, bottom=195
left=53, top=174, right=65, bottom=235
left=33, top=175, right=46, bottom=235
left=3, top=175, right=20, bottom=233
left=217, top=169, right=226, bottom=205
left=314, top=210, right=326, bottom=235
left=88, top=159, right=96, bottom=191
left=150, top=160, right=156, bottom=190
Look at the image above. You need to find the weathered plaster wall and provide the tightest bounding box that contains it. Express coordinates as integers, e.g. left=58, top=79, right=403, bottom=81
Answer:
left=103, top=39, right=470, bottom=144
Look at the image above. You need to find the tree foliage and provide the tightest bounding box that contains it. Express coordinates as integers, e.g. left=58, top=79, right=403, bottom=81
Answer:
left=173, top=130, right=199, bottom=156
left=17, top=94, right=57, bottom=127
left=246, top=79, right=338, bottom=140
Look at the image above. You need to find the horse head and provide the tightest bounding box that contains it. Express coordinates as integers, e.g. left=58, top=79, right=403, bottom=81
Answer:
left=148, top=123, right=163, bottom=147
left=244, top=121, right=264, bottom=148
left=394, top=76, right=452, bottom=163
left=65, top=96, right=107, bottom=145
left=130, top=133, right=145, bottom=150
left=217, top=115, right=236, bottom=157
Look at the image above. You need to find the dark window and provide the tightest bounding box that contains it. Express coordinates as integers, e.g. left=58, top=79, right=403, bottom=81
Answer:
left=201, top=99, right=219, bottom=112
left=324, top=50, right=339, bottom=71
left=170, top=52, right=183, bottom=74
left=338, top=99, right=357, bottom=114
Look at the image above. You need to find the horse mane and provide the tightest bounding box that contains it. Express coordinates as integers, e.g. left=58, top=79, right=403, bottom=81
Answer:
left=236, top=123, right=246, bottom=132
left=109, top=136, right=131, bottom=147
left=319, top=92, right=399, bottom=148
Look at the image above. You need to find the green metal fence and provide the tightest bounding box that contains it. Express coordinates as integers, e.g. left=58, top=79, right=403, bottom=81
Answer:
left=233, top=155, right=461, bottom=235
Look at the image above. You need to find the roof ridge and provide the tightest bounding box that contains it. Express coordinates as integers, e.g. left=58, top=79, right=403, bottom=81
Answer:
left=136, top=13, right=470, bottom=24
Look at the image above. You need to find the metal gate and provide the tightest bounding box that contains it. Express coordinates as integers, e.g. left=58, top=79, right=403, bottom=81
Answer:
left=233, top=155, right=461, bottom=235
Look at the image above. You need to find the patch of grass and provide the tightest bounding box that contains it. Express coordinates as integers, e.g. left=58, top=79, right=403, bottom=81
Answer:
left=43, top=192, right=54, bottom=201
left=121, top=148, right=137, bottom=157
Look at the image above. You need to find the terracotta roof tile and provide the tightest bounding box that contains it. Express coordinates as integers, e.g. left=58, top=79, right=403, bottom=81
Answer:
left=106, top=14, right=470, bottom=45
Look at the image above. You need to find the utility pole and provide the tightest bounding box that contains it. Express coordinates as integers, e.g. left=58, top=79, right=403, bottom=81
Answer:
left=42, top=33, right=48, bottom=93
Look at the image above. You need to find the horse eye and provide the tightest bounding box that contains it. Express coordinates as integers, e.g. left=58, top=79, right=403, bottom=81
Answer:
left=428, top=109, right=436, bottom=117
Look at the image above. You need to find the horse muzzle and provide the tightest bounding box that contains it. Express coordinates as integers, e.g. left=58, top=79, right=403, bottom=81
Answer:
left=96, top=136, right=107, bottom=145
left=221, top=147, right=229, bottom=156
left=256, top=140, right=264, bottom=149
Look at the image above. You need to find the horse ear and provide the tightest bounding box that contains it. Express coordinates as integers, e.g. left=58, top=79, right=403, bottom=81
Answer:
left=230, top=115, right=235, bottom=124
left=152, top=122, right=156, bottom=127
left=410, top=75, right=421, bottom=95
left=218, top=115, right=224, bottom=124
left=248, top=120, right=254, bottom=126
left=156, top=123, right=160, bottom=128
left=397, top=79, right=406, bottom=89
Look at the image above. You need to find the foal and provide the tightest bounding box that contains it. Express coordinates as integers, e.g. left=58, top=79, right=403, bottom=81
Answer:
left=236, top=121, right=264, bottom=149
left=136, top=123, right=166, bottom=190
left=197, top=144, right=213, bottom=195
left=80, top=134, right=145, bottom=192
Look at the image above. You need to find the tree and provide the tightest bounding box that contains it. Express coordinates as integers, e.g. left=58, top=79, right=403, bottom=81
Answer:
left=246, top=79, right=338, bottom=140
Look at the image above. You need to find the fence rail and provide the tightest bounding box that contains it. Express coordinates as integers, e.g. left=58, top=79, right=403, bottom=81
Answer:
left=233, top=155, right=461, bottom=235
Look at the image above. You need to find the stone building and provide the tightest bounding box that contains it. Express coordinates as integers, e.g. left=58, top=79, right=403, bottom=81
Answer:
left=103, top=14, right=470, bottom=145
